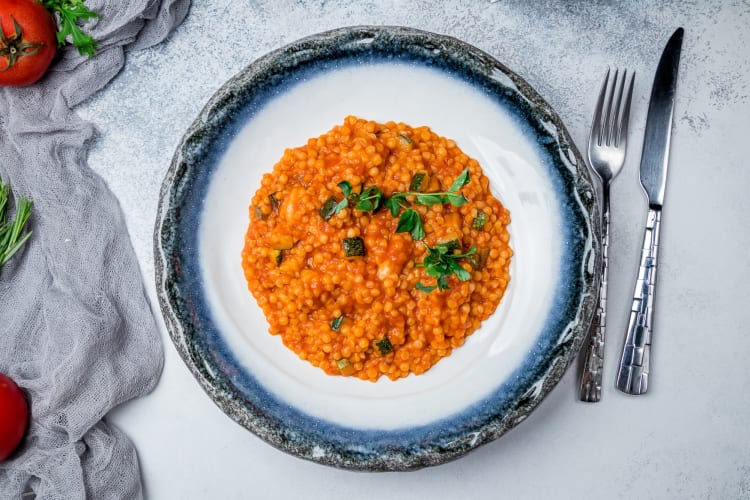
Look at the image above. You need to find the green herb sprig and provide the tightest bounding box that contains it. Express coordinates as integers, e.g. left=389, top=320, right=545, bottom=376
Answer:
left=41, top=0, right=100, bottom=57
left=385, top=169, right=470, bottom=241
left=0, top=180, right=33, bottom=268
left=416, top=241, right=476, bottom=292
left=334, top=181, right=384, bottom=214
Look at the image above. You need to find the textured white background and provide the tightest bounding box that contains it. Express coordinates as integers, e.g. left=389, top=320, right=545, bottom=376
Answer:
left=77, top=1, right=750, bottom=499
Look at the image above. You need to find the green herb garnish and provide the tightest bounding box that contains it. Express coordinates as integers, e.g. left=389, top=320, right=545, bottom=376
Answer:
left=0, top=180, right=32, bottom=268
left=384, top=169, right=471, bottom=241
left=41, top=0, right=100, bottom=57
left=330, top=315, right=344, bottom=332
left=354, top=186, right=384, bottom=212
left=394, top=208, right=425, bottom=241
left=417, top=242, right=476, bottom=292
left=328, top=182, right=384, bottom=216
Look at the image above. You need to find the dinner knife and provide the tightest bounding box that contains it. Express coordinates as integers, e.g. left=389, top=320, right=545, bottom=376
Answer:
left=615, top=27, right=684, bottom=395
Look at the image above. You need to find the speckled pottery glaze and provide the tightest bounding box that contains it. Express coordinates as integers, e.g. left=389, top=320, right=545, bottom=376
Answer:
left=154, top=26, right=599, bottom=471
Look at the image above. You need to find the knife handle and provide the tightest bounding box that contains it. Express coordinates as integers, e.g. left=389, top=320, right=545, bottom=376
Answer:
left=616, top=207, right=661, bottom=395
left=578, top=190, right=611, bottom=402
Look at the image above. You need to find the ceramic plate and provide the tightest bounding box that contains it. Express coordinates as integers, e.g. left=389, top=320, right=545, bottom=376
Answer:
left=155, top=26, right=599, bottom=470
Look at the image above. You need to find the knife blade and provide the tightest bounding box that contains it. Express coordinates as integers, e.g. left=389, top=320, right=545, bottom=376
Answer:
left=615, top=27, right=683, bottom=395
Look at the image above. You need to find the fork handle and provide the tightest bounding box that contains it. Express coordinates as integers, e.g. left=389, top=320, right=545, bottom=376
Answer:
left=578, top=189, right=611, bottom=402
left=615, top=207, right=661, bottom=395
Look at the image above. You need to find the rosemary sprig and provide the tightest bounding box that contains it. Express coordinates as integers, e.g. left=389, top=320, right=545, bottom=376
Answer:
left=0, top=180, right=33, bottom=268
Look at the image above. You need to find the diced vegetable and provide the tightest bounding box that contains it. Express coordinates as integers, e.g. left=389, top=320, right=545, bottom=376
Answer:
left=375, top=338, right=393, bottom=356
left=435, top=239, right=461, bottom=254
left=270, top=234, right=294, bottom=250
left=319, top=196, right=338, bottom=221
left=330, top=315, right=344, bottom=331
left=472, top=210, right=488, bottom=230
left=271, top=249, right=283, bottom=266
left=342, top=237, right=365, bottom=257
left=337, top=358, right=355, bottom=375
left=269, top=192, right=281, bottom=211
left=409, top=172, right=428, bottom=191
left=253, top=206, right=266, bottom=220
left=469, top=247, right=491, bottom=270
left=398, top=133, right=413, bottom=145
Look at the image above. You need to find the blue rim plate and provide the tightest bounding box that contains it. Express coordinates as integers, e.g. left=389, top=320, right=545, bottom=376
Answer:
left=154, top=26, right=599, bottom=471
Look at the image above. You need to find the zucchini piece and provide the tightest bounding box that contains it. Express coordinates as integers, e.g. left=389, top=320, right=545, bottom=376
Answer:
left=375, top=338, right=393, bottom=356
left=435, top=238, right=461, bottom=254
left=472, top=210, right=488, bottom=230
left=319, top=196, right=338, bottom=221
left=269, top=192, right=281, bottom=211
left=469, top=247, right=491, bottom=270
left=343, top=237, right=365, bottom=257
left=271, top=249, right=284, bottom=266
left=337, top=358, right=355, bottom=376
left=409, top=172, right=428, bottom=191
left=330, top=315, right=344, bottom=332
left=398, top=133, right=413, bottom=146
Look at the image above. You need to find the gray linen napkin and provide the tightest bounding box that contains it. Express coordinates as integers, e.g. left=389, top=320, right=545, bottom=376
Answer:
left=0, top=1, right=189, bottom=498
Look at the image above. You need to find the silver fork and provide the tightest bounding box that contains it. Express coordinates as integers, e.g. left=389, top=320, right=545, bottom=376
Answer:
left=579, top=68, right=635, bottom=402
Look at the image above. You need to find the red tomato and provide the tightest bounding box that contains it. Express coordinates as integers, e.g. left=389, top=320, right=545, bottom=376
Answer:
left=0, top=372, right=28, bottom=460
left=0, top=0, right=57, bottom=86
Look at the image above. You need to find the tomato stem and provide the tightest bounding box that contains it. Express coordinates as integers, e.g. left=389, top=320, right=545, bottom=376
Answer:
left=0, top=15, right=44, bottom=71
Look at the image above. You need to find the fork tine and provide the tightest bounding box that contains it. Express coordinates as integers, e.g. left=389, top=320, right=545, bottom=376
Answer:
left=603, top=68, right=618, bottom=146
left=609, top=69, right=626, bottom=146
left=590, top=68, right=610, bottom=148
left=616, top=70, right=635, bottom=148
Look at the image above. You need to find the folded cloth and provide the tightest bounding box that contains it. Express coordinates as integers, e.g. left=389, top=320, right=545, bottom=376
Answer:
left=0, top=1, right=189, bottom=498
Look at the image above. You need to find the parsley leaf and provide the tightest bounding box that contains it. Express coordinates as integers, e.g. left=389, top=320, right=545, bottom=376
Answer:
left=417, top=243, right=476, bottom=292
left=41, top=0, right=100, bottom=58
left=447, top=169, right=471, bottom=193
left=385, top=168, right=471, bottom=240
left=395, top=209, right=425, bottom=241
left=354, top=186, right=384, bottom=212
